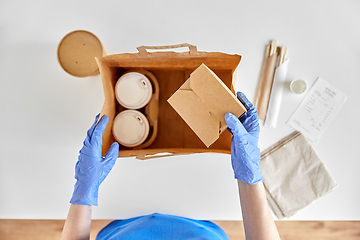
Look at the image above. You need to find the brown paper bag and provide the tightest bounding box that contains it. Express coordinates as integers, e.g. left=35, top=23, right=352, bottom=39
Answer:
left=95, top=44, right=242, bottom=159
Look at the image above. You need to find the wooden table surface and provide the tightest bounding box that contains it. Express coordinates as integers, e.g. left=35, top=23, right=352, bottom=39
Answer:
left=0, top=220, right=359, bottom=240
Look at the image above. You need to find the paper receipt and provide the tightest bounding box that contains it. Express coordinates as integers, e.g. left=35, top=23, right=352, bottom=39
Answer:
left=287, top=77, right=347, bottom=142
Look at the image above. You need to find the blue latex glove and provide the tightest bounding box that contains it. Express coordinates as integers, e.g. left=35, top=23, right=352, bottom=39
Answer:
left=70, top=114, right=119, bottom=206
left=225, top=92, right=263, bottom=185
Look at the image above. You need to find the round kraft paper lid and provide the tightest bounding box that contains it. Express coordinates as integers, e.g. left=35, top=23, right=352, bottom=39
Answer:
left=115, top=72, right=153, bottom=109
left=112, top=110, right=150, bottom=148
left=57, top=30, right=104, bottom=77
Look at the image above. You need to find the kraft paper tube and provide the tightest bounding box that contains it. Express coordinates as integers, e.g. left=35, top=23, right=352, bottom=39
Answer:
left=255, top=45, right=278, bottom=120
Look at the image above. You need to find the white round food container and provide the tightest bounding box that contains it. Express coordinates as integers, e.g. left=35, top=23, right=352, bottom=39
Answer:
left=112, top=110, right=150, bottom=148
left=115, top=72, right=153, bottom=109
left=290, top=79, right=307, bottom=94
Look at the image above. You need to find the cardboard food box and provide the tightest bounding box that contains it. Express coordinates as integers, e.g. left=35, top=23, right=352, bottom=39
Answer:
left=168, top=63, right=246, bottom=148
left=96, top=43, right=242, bottom=159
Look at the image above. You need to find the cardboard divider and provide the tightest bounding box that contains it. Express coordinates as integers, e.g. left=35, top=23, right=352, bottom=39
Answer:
left=96, top=48, right=241, bottom=158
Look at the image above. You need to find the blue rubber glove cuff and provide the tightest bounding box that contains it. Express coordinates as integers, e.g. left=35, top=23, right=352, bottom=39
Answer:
left=225, top=92, right=263, bottom=185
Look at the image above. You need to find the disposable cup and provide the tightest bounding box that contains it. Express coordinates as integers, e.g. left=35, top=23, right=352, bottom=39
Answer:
left=112, top=110, right=150, bottom=148
left=115, top=72, right=153, bottom=109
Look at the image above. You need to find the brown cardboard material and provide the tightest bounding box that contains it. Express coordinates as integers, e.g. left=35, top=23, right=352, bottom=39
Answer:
left=168, top=64, right=247, bottom=148
left=96, top=43, right=242, bottom=158
left=57, top=30, right=106, bottom=77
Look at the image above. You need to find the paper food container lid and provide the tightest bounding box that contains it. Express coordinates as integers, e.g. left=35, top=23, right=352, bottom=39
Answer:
left=57, top=30, right=104, bottom=77
left=115, top=72, right=153, bottom=109
left=112, top=110, right=150, bottom=147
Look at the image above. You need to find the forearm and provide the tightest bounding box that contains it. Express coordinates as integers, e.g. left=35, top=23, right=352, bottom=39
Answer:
left=60, top=204, right=92, bottom=240
left=238, top=180, right=280, bottom=240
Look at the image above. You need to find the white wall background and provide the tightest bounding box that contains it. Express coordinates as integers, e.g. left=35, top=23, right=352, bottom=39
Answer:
left=0, top=0, right=359, bottom=220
